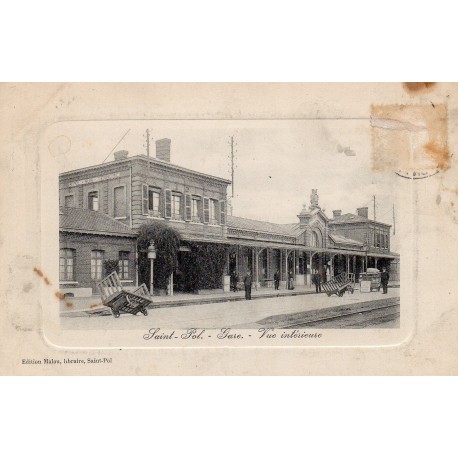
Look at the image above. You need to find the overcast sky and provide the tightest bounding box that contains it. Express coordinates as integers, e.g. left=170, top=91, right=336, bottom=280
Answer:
left=49, top=120, right=400, bottom=250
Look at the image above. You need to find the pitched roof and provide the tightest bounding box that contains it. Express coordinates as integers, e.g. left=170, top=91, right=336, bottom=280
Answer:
left=59, top=207, right=136, bottom=237
left=280, top=222, right=304, bottom=237
left=59, top=155, right=231, bottom=185
left=331, top=213, right=391, bottom=227
left=329, top=233, right=364, bottom=246
left=227, top=215, right=295, bottom=237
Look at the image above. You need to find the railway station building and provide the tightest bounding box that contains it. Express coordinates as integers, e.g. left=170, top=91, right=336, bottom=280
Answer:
left=59, top=139, right=399, bottom=296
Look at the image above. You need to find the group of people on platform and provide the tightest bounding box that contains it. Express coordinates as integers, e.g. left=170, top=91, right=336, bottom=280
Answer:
left=230, top=269, right=296, bottom=301
left=230, top=267, right=391, bottom=300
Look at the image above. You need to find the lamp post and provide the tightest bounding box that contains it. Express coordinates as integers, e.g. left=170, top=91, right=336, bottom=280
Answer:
left=147, top=241, right=157, bottom=296
left=363, top=245, right=368, bottom=273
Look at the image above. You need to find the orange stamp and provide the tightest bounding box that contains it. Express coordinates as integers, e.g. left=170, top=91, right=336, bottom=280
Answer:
left=371, top=104, right=449, bottom=179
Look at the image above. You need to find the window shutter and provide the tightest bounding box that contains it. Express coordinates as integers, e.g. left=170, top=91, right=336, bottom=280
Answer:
left=185, top=194, right=192, bottom=221
left=220, top=200, right=226, bottom=225
left=198, top=198, right=203, bottom=222
left=164, top=189, right=172, bottom=218
left=142, top=184, right=148, bottom=215
left=159, top=189, right=164, bottom=216
left=214, top=200, right=220, bottom=224
left=180, top=194, right=185, bottom=219
left=203, top=197, right=210, bottom=224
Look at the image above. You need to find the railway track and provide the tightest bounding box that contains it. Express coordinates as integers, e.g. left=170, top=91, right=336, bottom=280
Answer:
left=256, top=297, right=400, bottom=329
left=281, top=303, right=399, bottom=329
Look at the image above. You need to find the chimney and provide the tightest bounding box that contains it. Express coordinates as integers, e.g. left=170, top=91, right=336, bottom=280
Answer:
left=156, top=138, right=171, bottom=162
left=357, top=207, right=368, bottom=218
left=333, top=210, right=342, bottom=218
left=113, top=150, right=128, bottom=161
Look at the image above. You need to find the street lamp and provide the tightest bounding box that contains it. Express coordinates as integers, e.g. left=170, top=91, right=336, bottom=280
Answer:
left=147, top=241, right=157, bottom=295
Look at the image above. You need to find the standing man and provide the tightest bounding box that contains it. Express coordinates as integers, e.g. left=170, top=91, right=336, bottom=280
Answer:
left=231, top=271, right=239, bottom=292
left=243, top=270, right=252, bottom=300
left=381, top=267, right=389, bottom=294
left=230, top=271, right=236, bottom=292
left=312, top=270, right=321, bottom=293
left=288, top=270, right=294, bottom=290
left=274, top=270, right=280, bottom=290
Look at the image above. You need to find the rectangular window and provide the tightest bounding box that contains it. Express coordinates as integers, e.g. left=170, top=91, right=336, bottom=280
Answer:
left=203, top=197, right=210, bottom=224
left=220, top=200, right=226, bottom=225
left=113, top=186, right=126, bottom=218
left=191, top=196, right=201, bottom=222
left=209, top=199, right=218, bottom=224
left=64, top=195, right=74, bottom=208
left=171, top=194, right=182, bottom=219
left=148, top=188, right=161, bottom=217
left=118, top=251, right=129, bottom=280
left=164, top=189, right=172, bottom=218
left=376, top=233, right=381, bottom=248
left=184, top=194, right=192, bottom=221
left=91, top=250, right=104, bottom=280
left=88, top=191, right=99, bottom=211
left=59, top=249, right=75, bottom=281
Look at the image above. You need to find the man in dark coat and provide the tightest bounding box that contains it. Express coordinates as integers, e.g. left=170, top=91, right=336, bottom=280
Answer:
left=243, top=271, right=252, bottom=300
left=274, top=270, right=280, bottom=290
left=230, top=271, right=236, bottom=292
left=381, top=267, right=389, bottom=294
left=230, top=271, right=239, bottom=292
left=312, top=271, right=321, bottom=293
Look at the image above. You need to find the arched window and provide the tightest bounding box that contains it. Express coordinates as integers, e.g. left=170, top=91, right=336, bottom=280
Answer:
left=311, top=229, right=323, bottom=247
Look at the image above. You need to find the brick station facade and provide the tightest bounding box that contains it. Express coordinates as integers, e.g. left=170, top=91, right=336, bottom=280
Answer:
left=59, top=139, right=399, bottom=296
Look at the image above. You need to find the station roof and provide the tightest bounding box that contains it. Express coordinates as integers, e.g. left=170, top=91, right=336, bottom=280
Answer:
left=227, top=215, right=295, bottom=237
left=329, top=233, right=364, bottom=246
left=59, top=207, right=136, bottom=237
left=330, top=213, right=391, bottom=227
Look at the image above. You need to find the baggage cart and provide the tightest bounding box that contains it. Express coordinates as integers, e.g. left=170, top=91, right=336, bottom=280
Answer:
left=359, top=268, right=381, bottom=292
left=97, top=271, right=154, bottom=318
left=322, top=272, right=355, bottom=297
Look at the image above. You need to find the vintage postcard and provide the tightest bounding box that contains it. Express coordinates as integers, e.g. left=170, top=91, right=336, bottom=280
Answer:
left=1, top=83, right=457, bottom=374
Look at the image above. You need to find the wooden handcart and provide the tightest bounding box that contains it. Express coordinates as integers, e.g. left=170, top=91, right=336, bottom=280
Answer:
left=322, top=272, right=355, bottom=297
left=97, top=271, right=154, bottom=318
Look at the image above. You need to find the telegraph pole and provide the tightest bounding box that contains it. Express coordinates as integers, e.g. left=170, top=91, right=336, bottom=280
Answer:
left=393, top=204, right=396, bottom=235
left=373, top=195, right=376, bottom=268
left=145, top=128, right=151, bottom=173
left=230, top=135, right=235, bottom=198
left=227, top=134, right=236, bottom=216
left=373, top=195, right=376, bottom=222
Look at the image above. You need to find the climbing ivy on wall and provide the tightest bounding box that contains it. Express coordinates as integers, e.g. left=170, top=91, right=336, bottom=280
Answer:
left=181, top=242, right=228, bottom=291
left=137, top=221, right=181, bottom=290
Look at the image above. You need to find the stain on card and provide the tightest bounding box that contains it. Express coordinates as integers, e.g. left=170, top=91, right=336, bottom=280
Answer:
left=403, top=82, right=437, bottom=95
left=371, top=104, right=449, bottom=177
